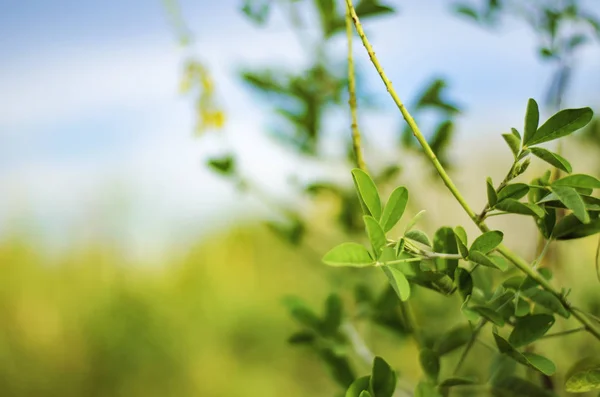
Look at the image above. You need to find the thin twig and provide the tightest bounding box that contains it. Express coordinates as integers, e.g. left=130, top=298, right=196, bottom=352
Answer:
left=345, top=3, right=367, bottom=172
left=541, top=327, right=586, bottom=339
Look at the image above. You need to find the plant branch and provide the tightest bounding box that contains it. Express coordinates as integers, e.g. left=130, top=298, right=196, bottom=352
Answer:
left=345, top=3, right=367, bottom=172
left=454, top=320, right=486, bottom=375
left=344, top=0, right=600, bottom=342
left=541, top=327, right=586, bottom=339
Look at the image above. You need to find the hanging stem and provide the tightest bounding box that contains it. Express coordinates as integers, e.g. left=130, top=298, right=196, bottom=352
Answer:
left=345, top=4, right=367, bottom=172
left=344, top=0, right=600, bottom=342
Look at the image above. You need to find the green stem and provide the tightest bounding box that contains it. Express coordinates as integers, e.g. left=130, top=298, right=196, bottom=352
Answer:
left=541, top=327, right=586, bottom=339
left=345, top=3, right=366, bottom=172
left=344, top=0, right=600, bottom=342
left=454, top=320, right=486, bottom=375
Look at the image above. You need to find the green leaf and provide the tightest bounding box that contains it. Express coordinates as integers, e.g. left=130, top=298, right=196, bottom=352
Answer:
left=552, top=174, right=600, bottom=189
left=207, top=155, right=235, bottom=176
left=323, top=243, right=374, bottom=267
left=529, top=147, right=572, bottom=173
left=469, top=251, right=503, bottom=270
left=419, top=349, right=440, bottom=382
left=433, top=227, right=459, bottom=275
left=495, top=199, right=545, bottom=217
left=370, top=356, right=397, bottom=397
left=493, top=332, right=556, bottom=376
left=455, top=267, right=473, bottom=300
left=346, top=376, right=371, bottom=397
left=405, top=230, right=431, bottom=247
left=552, top=186, right=590, bottom=224
left=492, top=376, right=557, bottom=396
left=352, top=169, right=382, bottom=220
left=522, top=352, right=556, bottom=376
left=404, top=210, right=426, bottom=232
left=514, top=295, right=530, bottom=317
left=379, top=186, right=408, bottom=232
left=487, top=177, right=498, bottom=207
left=523, top=288, right=571, bottom=318
left=359, top=391, right=372, bottom=397
left=526, top=107, right=594, bottom=146
left=439, top=376, right=478, bottom=387
left=523, top=98, right=539, bottom=145
left=284, top=297, right=322, bottom=331
left=382, top=265, right=411, bottom=302
left=554, top=214, right=600, bottom=240
left=470, top=230, right=503, bottom=254
left=471, top=305, right=505, bottom=326
left=434, top=324, right=472, bottom=356
left=453, top=4, right=479, bottom=21
left=287, top=331, right=316, bottom=345
left=364, top=216, right=387, bottom=258
left=565, top=356, right=600, bottom=393
left=508, top=314, right=555, bottom=348
left=355, top=0, right=395, bottom=19
left=322, top=294, right=343, bottom=335
left=454, top=226, right=469, bottom=258
left=502, top=133, right=521, bottom=157
left=497, top=184, right=530, bottom=202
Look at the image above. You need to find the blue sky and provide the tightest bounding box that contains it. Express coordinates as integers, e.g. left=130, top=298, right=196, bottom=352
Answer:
left=1, top=0, right=599, bottom=258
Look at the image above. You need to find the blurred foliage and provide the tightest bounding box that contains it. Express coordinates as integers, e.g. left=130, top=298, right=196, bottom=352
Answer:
left=451, top=0, right=600, bottom=110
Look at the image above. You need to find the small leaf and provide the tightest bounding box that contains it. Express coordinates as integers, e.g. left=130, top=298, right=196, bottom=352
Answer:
left=405, top=230, right=432, bottom=247
left=524, top=289, right=569, bottom=318
left=491, top=376, right=556, bottom=396
left=352, top=169, right=382, bottom=220
left=495, top=199, right=545, bottom=217
left=419, top=349, right=440, bottom=382
left=382, top=266, right=411, bottom=301
left=370, top=356, right=397, bottom=397
left=323, top=243, right=374, bottom=267
left=497, top=184, right=530, bottom=202
left=526, top=107, right=594, bottom=146
left=552, top=186, right=590, bottom=224
left=364, top=216, right=387, bottom=258
left=346, top=376, right=371, bottom=397
left=554, top=214, right=600, bottom=240
left=439, top=376, right=478, bottom=387
left=514, top=295, right=530, bottom=317
left=529, top=147, right=572, bottom=173
left=207, top=155, right=235, bottom=175
left=379, top=186, right=408, bottom=232
left=502, top=133, right=521, bottom=157
left=522, top=352, right=556, bottom=376
left=469, top=251, right=503, bottom=270
left=523, top=98, right=539, bottom=146
left=487, top=177, right=498, bottom=207
left=552, top=174, right=600, bottom=190
left=471, top=305, right=505, bottom=326
left=455, top=267, right=473, bottom=300
left=358, top=391, right=372, bottom=397
left=288, top=331, right=316, bottom=345
left=470, top=230, right=503, bottom=254
left=454, top=226, right=469, bottom=258
left=565, top=356, right=600, bottom=393
left=322, top=294, right=343, bottom=335
left=433, top=227, right=459, bottom=275
left=508, top=314, right=555, bottom=348
left=434, top=324, right=472, bottom=355
left=453, top=4, right=479, bottom=21
left=404, top=209, right=426, bottom=232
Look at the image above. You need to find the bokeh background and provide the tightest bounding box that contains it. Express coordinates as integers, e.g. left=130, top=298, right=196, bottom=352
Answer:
left=1, top=0, right=600, bottom=396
